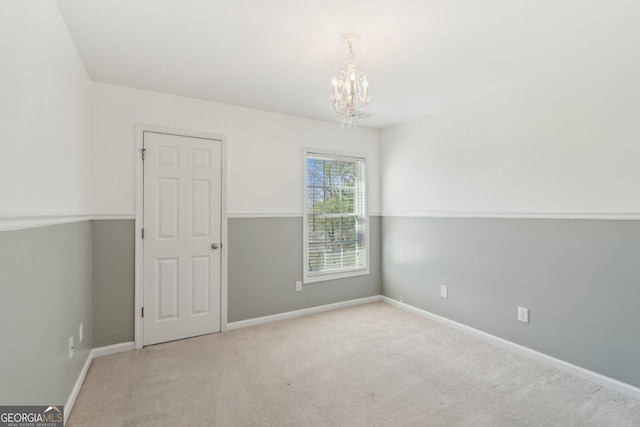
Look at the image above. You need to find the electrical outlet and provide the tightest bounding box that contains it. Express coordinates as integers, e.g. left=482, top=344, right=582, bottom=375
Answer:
left=440, top=285, right=448, bottom=298
left=79, top=323, right=83, bottom=343
left=518, top=307, right=529, bottom=323
left=295, top=281, right=302, bottom=292
left=68, top=336, right=74, bottom=359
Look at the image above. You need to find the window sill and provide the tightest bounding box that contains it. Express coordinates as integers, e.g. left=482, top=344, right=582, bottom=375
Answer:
left=303, top=267, right=369, bottom=284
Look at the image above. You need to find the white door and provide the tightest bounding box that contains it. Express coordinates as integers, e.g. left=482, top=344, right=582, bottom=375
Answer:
left=143, top=131, right=222, bottom=346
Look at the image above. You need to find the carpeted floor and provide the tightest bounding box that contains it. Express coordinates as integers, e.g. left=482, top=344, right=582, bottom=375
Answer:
left=67, top=302, right=640, bottom=426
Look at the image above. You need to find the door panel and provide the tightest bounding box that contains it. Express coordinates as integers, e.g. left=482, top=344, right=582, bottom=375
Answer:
left=143, top=132, right=222, bottom=346
left=190, top=256, right=210, bottom=315
left=191, top=179, right=210, bottom=237
left=157, top=258, right=179, bottom=320
left=157, top=178, right=179, bottom=239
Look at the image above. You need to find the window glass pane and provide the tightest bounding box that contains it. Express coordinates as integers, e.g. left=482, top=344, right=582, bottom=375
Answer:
left=307, top=187, right=324, bottom=214
left=308, top=217, right=325, bottom=244
left=307, top=158, right=323, bottom=186
left=322, top=188, right=338, bottom=214
left=343, top=242, right=356, bottom=266
left=325, top=242, right=342, bottom=270
left=343, top=216, right=356, bottom=241
left=341, top=189, right=354, bottom=214
left=308, top=242, right=324, bottom=272
left=345, top=161, right=356, bottom=187
left=325, top=217, right=341, bottom=242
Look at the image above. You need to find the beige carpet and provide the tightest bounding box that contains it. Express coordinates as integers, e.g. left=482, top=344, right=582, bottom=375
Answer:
left=67, top=302, right=640, bottom=426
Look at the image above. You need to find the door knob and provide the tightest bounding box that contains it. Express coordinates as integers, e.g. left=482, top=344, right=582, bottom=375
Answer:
left=211, top=243, right=219, bottom=250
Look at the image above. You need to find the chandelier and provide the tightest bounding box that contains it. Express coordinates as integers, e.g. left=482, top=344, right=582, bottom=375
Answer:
left=330, top=34, right=371, bottom=127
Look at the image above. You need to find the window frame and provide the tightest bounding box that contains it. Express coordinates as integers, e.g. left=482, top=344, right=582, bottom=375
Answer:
left=302, top=147, right=370, bottom=284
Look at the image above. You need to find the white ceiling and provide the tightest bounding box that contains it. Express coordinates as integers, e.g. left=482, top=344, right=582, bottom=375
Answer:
left=55, top=0, right=640, bottom=129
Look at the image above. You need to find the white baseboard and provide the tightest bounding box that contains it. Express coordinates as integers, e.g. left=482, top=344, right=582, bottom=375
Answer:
left=91, top=341, right=135, bottom=358
left=64, top=351, right=93, bottom=425
left=226, top=295, right=382, bottom=331
left=64, top=342, right=135, bottom=425
left=380, top=296, right=640, bottom=401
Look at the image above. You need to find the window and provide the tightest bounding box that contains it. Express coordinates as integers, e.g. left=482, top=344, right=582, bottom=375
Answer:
left=303, top=149, right=368, bottom=283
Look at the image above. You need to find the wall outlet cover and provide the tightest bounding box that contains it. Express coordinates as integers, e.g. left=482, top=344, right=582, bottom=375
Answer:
left=518, top=307, right=529, bottom=323
left=440, top=285, right=448, bottom=298
left=295, top=281, right=302, bottom=292
left=79, top=323, right=83, bottom=343
left=68, top=336, right=74, bottom=359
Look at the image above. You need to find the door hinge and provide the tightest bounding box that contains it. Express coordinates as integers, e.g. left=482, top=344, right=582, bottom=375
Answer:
left=141, top=148, right=146, bottom=160
left=141, top=307, right=144, bottom=318
left=141, top=228, right=144, bottom=239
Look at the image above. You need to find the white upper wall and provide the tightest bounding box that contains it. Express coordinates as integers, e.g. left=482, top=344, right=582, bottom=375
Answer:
left=91, top=83, right=380, bottom=216
left=381, top=40, right=640, bottom=216
left=0, top=1, right=92, bottom=218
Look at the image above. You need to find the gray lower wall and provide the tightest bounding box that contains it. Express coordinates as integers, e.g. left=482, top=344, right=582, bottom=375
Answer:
left=0, top=221, right=93, bottom=405
left=92, top=220, right=135, bottom=347
left=228, top=216, right=382, bottom=322
left=382, top=216, right=640, bottom=388
left=6, top=215, right=637, bottom=407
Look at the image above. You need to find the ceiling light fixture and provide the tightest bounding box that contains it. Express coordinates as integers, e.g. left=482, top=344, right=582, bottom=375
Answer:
left=330, top=34, right=371, bottom=127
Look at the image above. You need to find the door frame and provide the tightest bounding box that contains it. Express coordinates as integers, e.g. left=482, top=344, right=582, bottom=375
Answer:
left=134, top=124, right=229, bottom=349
